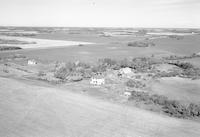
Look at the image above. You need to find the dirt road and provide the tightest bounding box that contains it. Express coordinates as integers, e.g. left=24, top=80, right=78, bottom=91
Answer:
left=0, top=77, right=200, bottom=137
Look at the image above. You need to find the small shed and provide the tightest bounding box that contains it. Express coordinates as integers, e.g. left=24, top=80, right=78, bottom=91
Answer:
left=28, top=59, right=37, bottom=65
left=90, top=74, right=105, bottom=86
left=196, top=52, right=200, bottom=56
left=119, top=67, right=132, bottom=74
left=124, top=91, right=132, bottom=97
left=90, top=78, right=105, bottom=85
left=101, top=32, right=112, bottom=37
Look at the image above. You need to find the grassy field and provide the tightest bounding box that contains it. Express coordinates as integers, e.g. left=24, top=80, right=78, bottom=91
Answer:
left=151, top=35, right=200, bottom=55
left=1, top=77, right=200, bottom=137
left=0, top=32, right=199, bottom=63
left=150, top=77, right=200, bottom=104
left=0, top=43, right=168, bottom=63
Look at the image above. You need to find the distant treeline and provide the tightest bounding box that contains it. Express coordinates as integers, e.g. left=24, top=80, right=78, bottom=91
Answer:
left=0, top=39, right=36, bottom=45
left=127, top=41, right=155, bottom=47
left=0, top=46, right=22, bottom=51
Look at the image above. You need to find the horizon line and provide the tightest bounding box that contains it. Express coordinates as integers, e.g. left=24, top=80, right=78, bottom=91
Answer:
left=0, top=25, right=200, bottom=29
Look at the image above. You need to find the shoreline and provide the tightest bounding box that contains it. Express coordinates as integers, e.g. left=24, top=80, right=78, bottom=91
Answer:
left=0, top=35, right=94, bottom=49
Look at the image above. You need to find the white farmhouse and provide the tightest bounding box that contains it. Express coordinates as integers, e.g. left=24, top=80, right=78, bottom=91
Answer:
left=90, top=74, right=105, bottom=86
left=28, top=59, right=37, bottom=65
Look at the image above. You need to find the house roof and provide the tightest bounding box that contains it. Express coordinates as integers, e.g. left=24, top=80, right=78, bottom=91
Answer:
left=28, top=59, right=36, bottom=62
left=92, top=75, right=104, bottom=79
left=119, top=67, right=132, bottom=74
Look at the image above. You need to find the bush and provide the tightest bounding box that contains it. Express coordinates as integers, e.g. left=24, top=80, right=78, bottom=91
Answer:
left=150, top=94, right=168, bottom=105
left=90, top=58, right=120, bottom=72
left=128, top=90, right=200, bottom=118
left=54, top=62, right=74, bottom=79
left=54, top=61, right=93, bottom=81
left=128, top=41, right=155, bottom=47
left=182, top=68, right=200, bottom=78
left=135, top=29, right=147, bottom=35
left=130, top=57, right=158, bottom=72
left=76, top=62, right=90, bottom=69
left=172, top=62, right=200, bottom=78
left=118, top=58, right=132, bottom=68
left=187, top=103, right=200, bottom=116
left=67, top=72, right=83, bottom=82
left=0, top=46, right=22, bottom=51
left=82, top=69, right=93, bottom=78
left=176, top=62, right=194, bottom=70
left=54, top=66, right=70, bottom=80
left=167, top=61, right=200, bottom=78
left=91, top=64, right=107, bottom=73
left=126, top=79, right=136, bottom=88
left=126, top=79, right=145, bottom=88
left=3, top=68, right=9, bottom=73
left=38, top=71, right=46, bottom=77
left=78, top=44, right=84, bottom=47
left=98, top=58, right=118, bottom=67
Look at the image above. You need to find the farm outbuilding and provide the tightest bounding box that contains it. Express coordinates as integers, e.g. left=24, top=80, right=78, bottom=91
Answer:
left=90, top=73, right=105, bottom=86
left=196, top=52, right=200, bottom=56
left=28, top=59, right=37, bottom=65
left=124, top=91, right=132, bottom=97
left=118, top=67, right=133, bottom=78
left=90, top=78, right=105, bottom=86
left=119, top=67, right=132, bottom=74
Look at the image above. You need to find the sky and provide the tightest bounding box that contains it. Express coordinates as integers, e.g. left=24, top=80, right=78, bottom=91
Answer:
left=0, top=0, right=199, bottom=28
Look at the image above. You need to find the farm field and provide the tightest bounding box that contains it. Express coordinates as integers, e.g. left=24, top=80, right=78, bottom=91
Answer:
left=1, top=35, right=200, bottom=63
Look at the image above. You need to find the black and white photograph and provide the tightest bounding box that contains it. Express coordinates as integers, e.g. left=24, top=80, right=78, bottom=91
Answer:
left=0, top=0, right=200, bottom=137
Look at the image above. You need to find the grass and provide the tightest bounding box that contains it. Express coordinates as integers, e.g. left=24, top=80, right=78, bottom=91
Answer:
left=7, top=30, right=200, bottom=63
